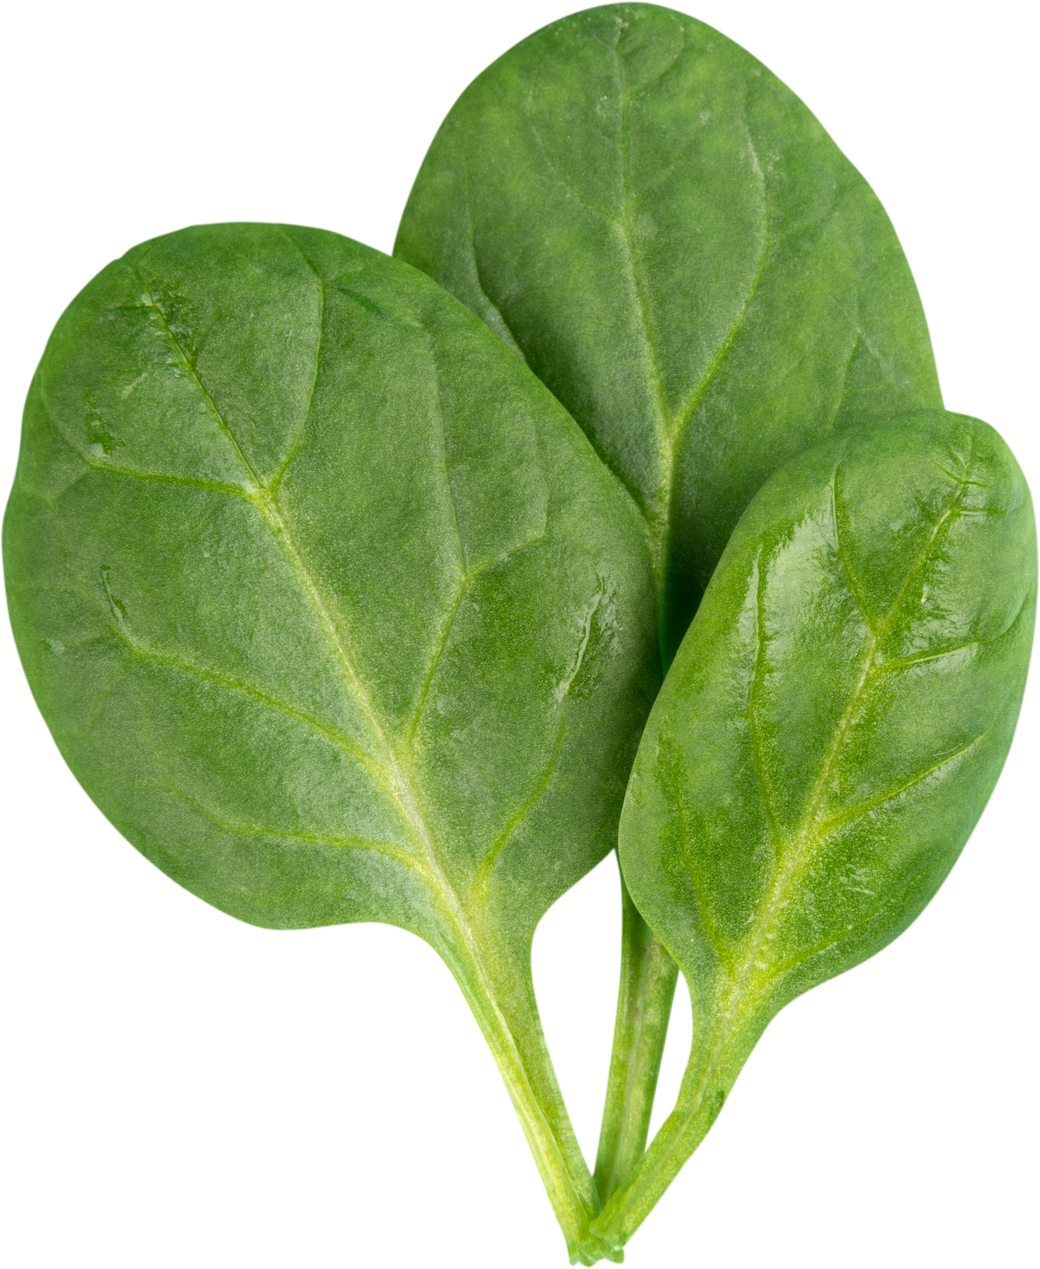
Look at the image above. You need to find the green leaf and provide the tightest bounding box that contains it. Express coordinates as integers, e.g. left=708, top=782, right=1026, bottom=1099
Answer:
left=3, top=222, right=658, bottom=1260
left=395, top=2, right=942, bottom=659
left=593, top=410, right=1036, bottom=1248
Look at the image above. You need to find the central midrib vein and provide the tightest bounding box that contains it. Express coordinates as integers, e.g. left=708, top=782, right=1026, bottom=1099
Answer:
left=247, top=451, right=579, bottom=1202
left=608, top=43, right=770, bottom=640
left=672, top=488, right=965, bottom=1132
left=610, top=34, right=672, bottom=594
left=487, top=48, right=771, bottom=645
left=134, top=270, right=473, bottom=921
left=735, top=489, right=963, bottom=964
left=135, top=272, right=590, bottom=1208
left=595, top=490, right=973, bottom=1229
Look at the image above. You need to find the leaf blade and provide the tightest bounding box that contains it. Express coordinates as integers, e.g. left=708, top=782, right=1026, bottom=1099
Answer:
left=591, top=409, right=1035, bottom=1247
left=623, top=409, right=1034, bottom=1060
left=395, top=3, right=942, bottom=656
left=3, top=223, right=660, bottom=1257
left=7, top=224, right=657, bottom=943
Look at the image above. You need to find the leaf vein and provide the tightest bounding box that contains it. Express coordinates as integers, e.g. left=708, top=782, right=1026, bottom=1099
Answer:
left=814, top=727, right=992, bottom=838
left=172, top=791, right=423, bottom=877
left=668, top=211, right=769, bottom=442
left=831, top=472, right=879, bottom=634
left=101, top=613, right=394, bottom=797
left=747, top=548, right=782, bottom=848
left=267, top=228, right=327, bottom=492
left=522, top=99, right=622, bottom=224
left=470, top=716, right=569, bottom=905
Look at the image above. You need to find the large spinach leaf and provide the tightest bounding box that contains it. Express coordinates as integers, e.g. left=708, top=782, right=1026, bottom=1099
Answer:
left=593, top=410, right=1036, bottom=1248
left=395, top=3, right=942, bottom=657
left=2, top=223, right=659, bottom=1261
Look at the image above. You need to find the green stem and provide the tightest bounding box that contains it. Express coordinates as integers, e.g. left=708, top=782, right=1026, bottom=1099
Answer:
left=593, top=877, right=679, bottom=1204
left=590, top=1020, right=754, bottom=1253
left=446, top=945, right=622, bottom=1264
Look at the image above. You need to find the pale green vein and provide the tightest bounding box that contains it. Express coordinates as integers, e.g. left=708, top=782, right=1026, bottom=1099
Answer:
left=737, top=487, right=964, bottom=971
left=624, top=24, right=687, bottom=99
left=172, top=789, right=423, bottom=878
left=821, top=329, right=861, bottom=438
left=876, top=589, right=1033, bottom=674
left=405, top=524, right=552, bottom=758
left=406, top=579, right=466, bottom=754
left=35, top=394, right=252, bottom=499
left=766, top=862, right=934, bottom=981
left=131, top=268, right=260, bottom=491
left=933, top=460, right=989, bottom=489
left=746, top=549, right=781, bottom=849
left=610, top=47, right=770, bottom=630
left=405, top=313, right=542, bottom=755
left=676, top=793, right=733, bottom=968
left=670, top=271, right=769, bottom=448
left=679, top=852, right=732, bottom=967
left=470, top=715, right=569, bottom=909
left=517, top=26, right=676, bottom=531
left=397, top=328, right=469, bottom=754
left=828, top=297, right=892, bottom=377
left=522, top=100, right=621, bottom=225
left=610, top=34, right=671, bottom=458
left=420, top=326, right=467, bottom=572
left=831, top=472, right=879, bottom=635
left=100, top=606, right=394, bottom=800
left=877, top=643, right=981, bottom=673
left=814, top=727, right=991, bottom=839
left=461, top=157, right=651, bottom=530
left=70, top=454, right=247, bottom=498
left=267, top=228, right=327, bottom=493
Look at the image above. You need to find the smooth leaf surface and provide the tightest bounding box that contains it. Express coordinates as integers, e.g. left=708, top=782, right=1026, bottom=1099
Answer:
left=395, top=2, right=942, bottom=658
left=596, top=410, right=1035, bottom=1245
left=3, top=223, right=658, bottom=1258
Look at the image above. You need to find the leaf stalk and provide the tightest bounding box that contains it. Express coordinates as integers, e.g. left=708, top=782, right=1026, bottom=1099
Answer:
left=444, top=943, right=622, bottom=1263
left=593, top=877, right=678, bottom=1204
left=590, top=1023, right=749, bottom=1251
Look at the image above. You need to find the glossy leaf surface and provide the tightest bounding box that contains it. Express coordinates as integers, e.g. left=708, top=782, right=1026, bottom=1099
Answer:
left=395, top=2, right=942, bottom=658
left=596, top=411, right=1036, bottom=1246
left=624, top=408, right=1034, bottom=1018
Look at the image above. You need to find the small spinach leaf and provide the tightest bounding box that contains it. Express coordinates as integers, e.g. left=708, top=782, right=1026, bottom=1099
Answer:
left=2, top=223, right=659, bottom=1260
left=395, top=2, right=942, bottom=658
left=594, top=410, right=1035, bottom=1248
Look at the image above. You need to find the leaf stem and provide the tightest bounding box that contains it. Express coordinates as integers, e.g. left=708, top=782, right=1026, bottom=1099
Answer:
left=445, top=944, right=622, bottom=1264
left=593, top=877, right=679, bottom=1204
left=590, top=1021, right=751, bottom=1252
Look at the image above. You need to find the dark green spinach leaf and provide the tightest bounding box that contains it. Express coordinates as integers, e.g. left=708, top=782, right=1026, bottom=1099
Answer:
left=395, top=2, right=942, bottom=657
left=2, top=223, right=659, bottom=1261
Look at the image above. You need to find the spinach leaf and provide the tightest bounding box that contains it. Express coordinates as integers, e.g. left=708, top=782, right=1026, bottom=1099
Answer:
left=2, top=223, right=659, bottom=1262
left=593, top=410, right=1035, bottom=1250
left=395, top=2, right=942, bottom=659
